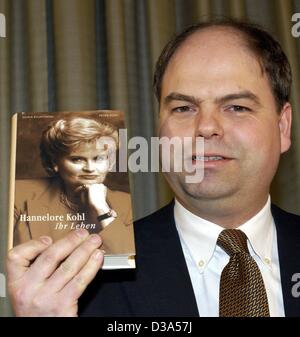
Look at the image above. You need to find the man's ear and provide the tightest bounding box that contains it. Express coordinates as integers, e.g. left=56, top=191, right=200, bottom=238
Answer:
left=279, top=102, right=292, bottom=154
left=53, top=164, right=58, bottom=172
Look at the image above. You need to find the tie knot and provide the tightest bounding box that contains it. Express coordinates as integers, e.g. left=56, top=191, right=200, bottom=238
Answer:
left=217, top=229, right=249, bottom=256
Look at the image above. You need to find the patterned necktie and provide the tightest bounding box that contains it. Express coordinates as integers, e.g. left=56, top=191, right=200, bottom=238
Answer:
left=217, top=229, right=270, bottom=317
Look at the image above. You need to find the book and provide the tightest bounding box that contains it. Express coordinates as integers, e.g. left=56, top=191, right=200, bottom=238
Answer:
left=8, top=110, right=135, bottom=269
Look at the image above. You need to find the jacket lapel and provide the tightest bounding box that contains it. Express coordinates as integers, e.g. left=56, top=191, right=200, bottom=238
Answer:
left=124, top=201, right=199, bottom=316
left=272, top=205, right=300, bottom=317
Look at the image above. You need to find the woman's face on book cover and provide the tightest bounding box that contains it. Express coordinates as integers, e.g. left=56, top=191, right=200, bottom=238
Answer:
left=54, top=141, right=110, bottom=193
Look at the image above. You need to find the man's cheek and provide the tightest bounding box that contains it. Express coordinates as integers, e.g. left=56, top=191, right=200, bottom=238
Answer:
left=234, top=127, right=262, bottom=151
left=159, top=120, right=177, bottom=138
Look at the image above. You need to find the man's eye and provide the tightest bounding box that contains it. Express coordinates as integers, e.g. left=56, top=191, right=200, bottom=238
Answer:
left=171, top=106, right=195, bottom=113
left=227, top=105, right=251, bottom=112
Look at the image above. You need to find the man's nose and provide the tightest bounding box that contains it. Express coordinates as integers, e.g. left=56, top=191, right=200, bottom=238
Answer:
left=83, top=160, right=95, bottom=172
left=194, top=110, right=224, bottom=139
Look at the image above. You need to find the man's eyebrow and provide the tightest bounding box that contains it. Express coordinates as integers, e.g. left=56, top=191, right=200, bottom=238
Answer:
left=163, top=91, right=262, bottom=107
left=214, top=91, right=262, bottom=106
left=163, top=92, right=200, bottom=106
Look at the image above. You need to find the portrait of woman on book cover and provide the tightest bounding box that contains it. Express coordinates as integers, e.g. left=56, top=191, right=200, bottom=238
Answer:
left=13, top=113, right=134, bottom=257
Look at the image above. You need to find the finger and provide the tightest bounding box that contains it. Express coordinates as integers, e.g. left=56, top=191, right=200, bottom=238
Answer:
left=45, top=234, right=102, bottom=292
left=80, top=187, right=87, bottom=204
left=27, top=229, right=90, bottom=282
left=74, top=185, right=88, bottom=205
left=74, top=184, right=88, bottom=194
left=6, top=236, right=52, bottom=282
left=62, top=248, right=104, bottom=300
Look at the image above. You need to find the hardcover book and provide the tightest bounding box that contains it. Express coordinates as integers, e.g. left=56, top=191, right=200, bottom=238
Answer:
left=8, top=110, right=135, bottom=269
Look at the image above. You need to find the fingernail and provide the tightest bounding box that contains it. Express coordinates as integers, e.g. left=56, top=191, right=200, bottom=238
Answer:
left=75, top=228, right=88, bottom=237
left=89, top=234, right=101, bottom=244
left=39, top=236, right=52, bottom=245
left=92, top=249, right=103, bottom=260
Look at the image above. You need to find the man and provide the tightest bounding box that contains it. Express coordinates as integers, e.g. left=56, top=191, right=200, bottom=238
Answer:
left=6, top=19, right=300, bottom=317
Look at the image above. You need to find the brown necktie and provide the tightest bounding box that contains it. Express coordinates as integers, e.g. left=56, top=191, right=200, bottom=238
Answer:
left=217, top=229, right=270, bottom=317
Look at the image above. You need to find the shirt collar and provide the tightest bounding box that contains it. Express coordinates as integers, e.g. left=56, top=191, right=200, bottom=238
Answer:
left=174, top=199, right=224, bottom=270
left=174, top=196, right=274, bottom=271
left=238, top=196, right=274, bottom=266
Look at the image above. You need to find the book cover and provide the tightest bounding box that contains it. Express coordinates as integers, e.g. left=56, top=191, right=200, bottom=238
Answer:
left=8, top=110, right=135, bottom=269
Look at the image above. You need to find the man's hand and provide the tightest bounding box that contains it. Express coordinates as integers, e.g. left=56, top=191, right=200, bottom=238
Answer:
left=6, top=229, right=103, bottom=317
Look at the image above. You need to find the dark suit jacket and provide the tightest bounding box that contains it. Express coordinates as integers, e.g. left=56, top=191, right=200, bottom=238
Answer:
left=78, top=201, right=300, bottom=317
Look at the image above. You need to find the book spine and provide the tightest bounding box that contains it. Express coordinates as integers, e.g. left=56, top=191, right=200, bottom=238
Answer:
left=8, top=113, right=18, bottom=250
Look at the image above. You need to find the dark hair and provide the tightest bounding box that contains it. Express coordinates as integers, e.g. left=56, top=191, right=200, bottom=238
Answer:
left=40, top=117, right=118, bottom=176
left=153, top=19, right=292, bottom=111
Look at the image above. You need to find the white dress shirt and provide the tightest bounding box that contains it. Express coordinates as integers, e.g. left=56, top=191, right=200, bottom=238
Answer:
left=174, top=196, right=285, bottom=317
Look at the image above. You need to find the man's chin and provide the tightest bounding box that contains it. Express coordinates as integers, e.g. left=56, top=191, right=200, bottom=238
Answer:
left=179, top=180, right=234, bottom=201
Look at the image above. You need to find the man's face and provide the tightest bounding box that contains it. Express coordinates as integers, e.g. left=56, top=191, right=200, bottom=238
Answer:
left=54, top=141, right=110, bottom=194
left=159, top=28, right=291, bottom=214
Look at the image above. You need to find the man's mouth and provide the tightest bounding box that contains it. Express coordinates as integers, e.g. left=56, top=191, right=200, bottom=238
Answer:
left=190, top=154, right=234, bottom=170
left=192, top=155, right=225, bottom=161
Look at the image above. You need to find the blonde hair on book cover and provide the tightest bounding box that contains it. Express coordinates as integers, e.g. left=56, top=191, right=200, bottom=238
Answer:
left=40, top=116, right=118, bottom=176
